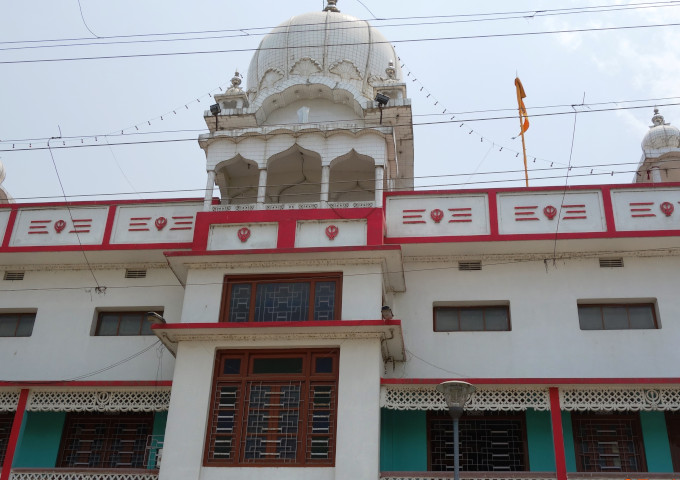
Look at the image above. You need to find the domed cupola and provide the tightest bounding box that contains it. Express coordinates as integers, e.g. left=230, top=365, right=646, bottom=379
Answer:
left=635, top=109, right=680, bottom=183
left=246, top=0, right=402, bottom=108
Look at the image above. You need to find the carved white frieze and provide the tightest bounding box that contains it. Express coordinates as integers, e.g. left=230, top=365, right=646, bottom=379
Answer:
left=560, top=386, right=680, bottom=411
left=0, top=390, right=19, bottom=411
left=27, top=388, right=171, bottom=412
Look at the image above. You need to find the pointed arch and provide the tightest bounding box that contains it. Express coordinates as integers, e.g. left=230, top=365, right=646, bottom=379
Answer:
left=266, top=145, right=322, bottom=204
left=329, top=149, right=375, bottom=202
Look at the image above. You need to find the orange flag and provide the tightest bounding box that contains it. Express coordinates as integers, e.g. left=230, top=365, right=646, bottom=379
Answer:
left=515, top=77, right=530, bottom=135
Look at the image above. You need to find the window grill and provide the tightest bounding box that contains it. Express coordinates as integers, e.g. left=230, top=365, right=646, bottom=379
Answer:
left=0, top=413, right=13, bottom=464
left=3, top=271, right=24, bottom=281
left=458, top=261, right=482, bottom=271
left=599, top=258, right=624, bottom=268
left=572, top=413, right=647, bottom=472
left=429, top=413, right=527, bottom=471
left=125, top=269, right=147, bottom=279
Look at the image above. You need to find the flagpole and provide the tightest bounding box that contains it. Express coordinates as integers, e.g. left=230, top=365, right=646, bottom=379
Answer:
left=518, top=114, right=529, bottom=187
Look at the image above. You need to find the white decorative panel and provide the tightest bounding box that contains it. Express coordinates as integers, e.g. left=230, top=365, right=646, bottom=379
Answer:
left=11, top=207, right=109, bottom=246
left=207, top=223, right=278, bottom=250
left=110, top=203, right=202, bottom=244
left=611, top=187, right=680, bottom=231
left=385, top=194, right=490, bottom=238
left=560, top=386, right=680, bottom=411
left=380, top=385, right=550, bottom=411
left=0, top=390, right=19, bottom=411
left=497, top=191, right=605, bottom=234
left=295, top=219, right=366, bottom=247
left=27, top=388, right=171, bottom=412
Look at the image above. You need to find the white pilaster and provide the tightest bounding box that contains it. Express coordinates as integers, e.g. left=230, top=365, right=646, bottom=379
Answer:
left=320, top=165, right=330, bottom=205
left=203, top=170, right=216, bottom=211
left=374, top=165, right=385, bottom=208
left=257, top=168, right=268, bottom=208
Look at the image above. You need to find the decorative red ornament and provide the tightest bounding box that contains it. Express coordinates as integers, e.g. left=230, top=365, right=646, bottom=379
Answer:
left=430, top=209, right=444, bottom=223
left=325, top=225, right=339, bottom=240
left=155, top=217, right=168, bottom=230
left=660, top=202, right=674, bottom=217
left=54, top=220, right=67, bottom=233
left=237, top=227, right=251, bottom=242
left=543, top=205, right=557, bottom=220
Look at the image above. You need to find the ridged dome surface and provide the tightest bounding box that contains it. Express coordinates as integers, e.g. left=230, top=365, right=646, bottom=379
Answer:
left=246, top=10, right=401, bottom=101
left=642, top=109, right=680, bottom=152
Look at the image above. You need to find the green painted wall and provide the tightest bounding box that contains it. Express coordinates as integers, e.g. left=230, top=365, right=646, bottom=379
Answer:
left=380, top=409, right=427, bottom=471
left=13, top=412, right=65, bottom=467
left=640, top=411, right=673, bottom=472
left=526, top=409, right=555, bottom=470
left=148, top=411, right=168, bottom=469
left=561, top=411, right=577, bottom=472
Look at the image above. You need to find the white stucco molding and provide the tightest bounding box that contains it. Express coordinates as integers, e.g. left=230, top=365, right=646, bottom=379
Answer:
left=153, top=321, right=405, bottom=363
left=0, top=389, right=20, bottom=412
left=26, top=387, right=171, bottom=412
left=560, top=386, right=680, bottom=411
left=380, top=384, right=550, bottom=411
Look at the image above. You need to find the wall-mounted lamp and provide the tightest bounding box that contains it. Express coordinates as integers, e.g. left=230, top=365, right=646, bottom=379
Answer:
left=375, top=93, right=390, bottom=124
left=210, top=103, right=221, bottom=131
left=146, top=312, right=167, bottom=325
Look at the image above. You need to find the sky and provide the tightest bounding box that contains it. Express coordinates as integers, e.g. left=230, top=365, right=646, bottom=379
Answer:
left=1, top=0, right=680, bottom=204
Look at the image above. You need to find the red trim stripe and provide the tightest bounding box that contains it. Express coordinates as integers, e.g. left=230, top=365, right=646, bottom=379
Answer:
left=550, top=387, right=567, bottom=480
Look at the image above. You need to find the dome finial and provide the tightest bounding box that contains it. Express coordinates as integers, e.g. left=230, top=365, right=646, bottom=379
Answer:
left=651, top=108, right=666, bottom=127
left=231, top=70, right=242, bottom=89
left=324, top=0, right=340, bottom=12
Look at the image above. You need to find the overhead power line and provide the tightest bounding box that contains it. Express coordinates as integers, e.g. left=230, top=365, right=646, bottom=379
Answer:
left=2, top=0, right=678, bottom=48
left=2, top=21, right=680, bottom=65
left=2, top=100, right=679, bottom=152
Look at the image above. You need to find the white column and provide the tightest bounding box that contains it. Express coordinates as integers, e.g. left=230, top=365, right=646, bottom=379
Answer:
left=257, top=168, right=268, bottom=208
left=374, top=165, right=385, bottom=208
left=203, top=170, right=216, bottom=211
left=651, top=166, right=662, bottom=183
left=320, top=165, right=330, bottom=205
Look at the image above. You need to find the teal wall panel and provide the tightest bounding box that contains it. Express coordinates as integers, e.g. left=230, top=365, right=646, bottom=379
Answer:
left=380, top=409, right=427, bottom=471
left=526, top=409, right=555, bottom=470
left=640, top=411, right=673, bottom=472
left=148, top=411, right=168, bottom=469
left=13, top=412, right=65, bottom=467
left=561, top=411, right=577, bottom=472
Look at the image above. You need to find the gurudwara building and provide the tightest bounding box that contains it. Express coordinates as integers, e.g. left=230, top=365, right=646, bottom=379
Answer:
left=2, top=1, right=680, bottom=479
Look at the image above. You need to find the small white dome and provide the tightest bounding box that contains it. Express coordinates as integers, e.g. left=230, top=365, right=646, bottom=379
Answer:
left=246, top=4, right=401, bottom=102
left=642, top=109, right=680, bottom=152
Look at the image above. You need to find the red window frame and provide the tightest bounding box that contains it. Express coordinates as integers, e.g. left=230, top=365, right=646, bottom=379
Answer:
left=433, top=305, right=511, bottom=332
left=0, top=412, right=13, bottom=464
left=577, top=303, right=658, bottom=330
left=0, top=312, right=36, bottom=337
left=204, top=349, right=339, bottom=467
left=220, top=273, right=342, bottom=323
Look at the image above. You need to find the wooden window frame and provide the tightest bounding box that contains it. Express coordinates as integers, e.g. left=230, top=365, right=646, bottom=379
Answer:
left=57, top=412, right=154, bottom=468
left=426, top=411, right=529, bottom=471
left=571, top=412, right=647, bottom=472
left=204, top=348, right=339, bottom=467
left=433, top=305, right=511, bottom=332
left=220, top=273, right=342, bottom=323
left=577, top=303, right=658, bottom=330
left=0, top=312, right=36, bottom=337
left=94, top=311, right=161, bottom=336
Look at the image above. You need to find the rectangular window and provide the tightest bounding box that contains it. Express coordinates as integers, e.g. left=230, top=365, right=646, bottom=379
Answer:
left=0, top=413, right=13, bottom=464
left=428, top=412, right=528, bottom=471
left=572, top=413, right=647, bottom=472
left=0, top=313, right=36, bottom=337
left=434, top=306, right=510, bottom=332
left=221, top=274, right=342, bottom=323
left=95, top=311, right=160, bottom=336
left=57, top=413, right=154, bottom=468
left=578, top=303, right=657, bottom=330
left=204, top=349, right=339, bottom=467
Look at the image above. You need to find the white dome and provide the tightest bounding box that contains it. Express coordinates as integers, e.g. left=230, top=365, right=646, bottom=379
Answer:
left=642, top=109, right=680, bottom=153
left=246, top=7, right=402, bottom=102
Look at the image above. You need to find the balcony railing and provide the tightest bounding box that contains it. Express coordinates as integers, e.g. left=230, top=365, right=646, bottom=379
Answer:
left=11, top=470, right=158, bottom=480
